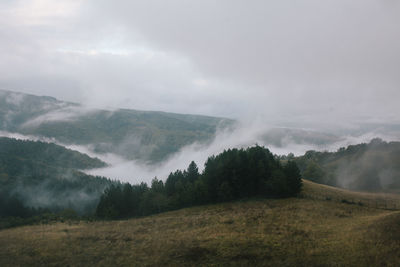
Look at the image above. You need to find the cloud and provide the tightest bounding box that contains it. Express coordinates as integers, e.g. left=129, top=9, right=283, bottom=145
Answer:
left=0, top=0, right=399, bottom=124
left=2, top=115, right=400, bottom=186
left=20, top=105, right=95, bottom=128
left=0, top=130, right=57, bottom=143
left=4, top=91, right=25, bottom=106
left=86, top=121, right=400, bottom=184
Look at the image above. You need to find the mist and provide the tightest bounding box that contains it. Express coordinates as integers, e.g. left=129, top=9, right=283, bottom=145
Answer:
left=2, top=116, right=400, bottom=186
left=0, top=0, right=399, bottom=124
left=85, top=121, right=400, bottom=184
left=1, top=0, right=400, bottom=186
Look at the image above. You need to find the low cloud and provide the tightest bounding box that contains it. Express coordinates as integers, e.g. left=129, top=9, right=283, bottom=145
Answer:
left=2, top=117, right=400, bottom=186
left=0, top=130, right=57, bottom=143
left=21, top=105, right=95, bottom=128
left=86, top=121, right=400, bottom=184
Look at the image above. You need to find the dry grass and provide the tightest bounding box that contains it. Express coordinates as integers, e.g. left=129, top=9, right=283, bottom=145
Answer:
left=1, top=181, right=399, bottom=266
left=301, top=179, right=400, bottom=210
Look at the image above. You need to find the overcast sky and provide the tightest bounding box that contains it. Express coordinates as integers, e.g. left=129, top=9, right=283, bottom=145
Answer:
left=1, top=0, right=399, bottom=124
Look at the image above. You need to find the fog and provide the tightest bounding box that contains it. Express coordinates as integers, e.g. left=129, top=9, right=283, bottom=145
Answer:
left=2, top=117, right=400, bottom=185
left=1, top=1, right=400, bottom=186
left=0, top=0, right=399, bottom=124
left=80, top=122, right=400, bottom=184
left=21, top=105, right=95, bottom=128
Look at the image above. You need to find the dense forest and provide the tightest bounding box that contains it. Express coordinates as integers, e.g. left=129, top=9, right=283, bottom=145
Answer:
left=0, top=137, right=302, bottom=227
left=0, top=137, right=113, bottom=221
left=96, top=146, right=302, bottom=219
left=295, top=138, right=400, bottom=192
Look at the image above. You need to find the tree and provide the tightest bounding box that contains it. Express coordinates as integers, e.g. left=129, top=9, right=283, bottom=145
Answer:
left=96, top=184, right=123, bottom=219
left=283, top=161, right=302, bottom=196
left=165, top=170, right=184, bottom=197
left=151, top=177, right=165, bottom=194
left=96, top=145, right=305, bottom=220
left=303, top=161, right=325, bottom=183
left=185, top=161, right=199, bottom=183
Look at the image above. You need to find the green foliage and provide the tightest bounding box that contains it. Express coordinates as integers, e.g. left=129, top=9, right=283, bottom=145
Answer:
left=295, top=139, right=400, bottom=191
left=0, top=137, right=113, bottom=219
left=302, top=161, right=326, bottom=183
left=96, top=145, right=303, bottom=219
left=283, top=161, right=303, bottom=196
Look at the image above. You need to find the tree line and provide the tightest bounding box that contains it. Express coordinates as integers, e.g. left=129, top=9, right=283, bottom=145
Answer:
left=96, top=145, right=302, bottom=219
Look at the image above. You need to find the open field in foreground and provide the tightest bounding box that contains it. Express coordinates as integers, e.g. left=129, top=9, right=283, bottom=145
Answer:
left=0, top=180, right=399, bottom=266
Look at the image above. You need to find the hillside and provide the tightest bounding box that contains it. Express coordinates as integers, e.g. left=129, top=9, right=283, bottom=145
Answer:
left=0, top=137, right=112, bottom=216
left=0, top=180, right=399, bottom=266
left=295, top=138, right=400, bottom=192
left=0, top=89, right=233, bottom=163
left=260, top=127, right=341, bottom=147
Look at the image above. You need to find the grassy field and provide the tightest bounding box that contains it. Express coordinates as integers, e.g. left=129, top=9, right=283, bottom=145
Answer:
left=300, top=179, right=400, bottom=210
left=0, top=180, right=399, bottom=266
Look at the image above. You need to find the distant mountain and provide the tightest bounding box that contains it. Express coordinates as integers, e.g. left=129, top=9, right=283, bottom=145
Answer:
left=295, top=138, right=400, bottom=192
left=0, top=137, right=112, bottom=216
left=260, top=127, right=341, bottom=147
left=0, top=90, right=233, bottom=163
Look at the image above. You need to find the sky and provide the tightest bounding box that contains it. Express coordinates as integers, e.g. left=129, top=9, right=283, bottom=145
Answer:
left=1, top=0, right=399, bottom=124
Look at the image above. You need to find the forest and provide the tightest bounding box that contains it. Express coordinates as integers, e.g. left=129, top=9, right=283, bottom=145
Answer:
left=294, top=138, right=400, bottom=192
left=0, top=138, right=302, bottom=227
left=0, top=137, right=113, bottom=227
left=96, top=146, right=302, bottom=219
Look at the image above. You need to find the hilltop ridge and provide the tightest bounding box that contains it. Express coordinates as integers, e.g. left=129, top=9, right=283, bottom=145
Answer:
left=0, top=89, right=233, bottom=163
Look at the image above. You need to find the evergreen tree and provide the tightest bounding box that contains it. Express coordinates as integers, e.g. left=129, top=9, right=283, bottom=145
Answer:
left=185, top=161, right=199, bottom=182
left=283, top=161, right=302, bottom=196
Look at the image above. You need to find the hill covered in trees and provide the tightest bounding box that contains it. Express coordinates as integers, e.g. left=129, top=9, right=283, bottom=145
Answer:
left=295, top=138, right=400, bottom=192
left=0, top=137, right=113, bottom=219
left=96, top=146, right=302, bottom=219
left=0, top=89, right=232, bottom=163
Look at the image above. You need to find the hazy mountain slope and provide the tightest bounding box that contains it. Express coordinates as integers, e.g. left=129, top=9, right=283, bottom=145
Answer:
left=0, top=90, right=233, bottom=163
left=0, top=137, right=112, bottom=216
left=260, top=127, right=341, bottom=147
left=0, top=181, right=399, bottom=266
left=0, top=90, right=72, bottom=131
left=0, top=137, right=105, bottom=170
left=296, top=138, right=400, bottom=192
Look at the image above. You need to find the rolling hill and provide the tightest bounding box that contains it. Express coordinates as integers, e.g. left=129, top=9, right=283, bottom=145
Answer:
left=0, top=180, right=399, bottom=266
left=0, top=89, right=233, bottom=163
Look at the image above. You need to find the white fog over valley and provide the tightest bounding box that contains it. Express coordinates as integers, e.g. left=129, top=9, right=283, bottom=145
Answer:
left=1, top=0, right=400, bottom=184
left=1, top=121, right=399, bottom=184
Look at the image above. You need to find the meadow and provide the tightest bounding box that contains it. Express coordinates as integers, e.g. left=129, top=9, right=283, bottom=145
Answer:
left=0, top=180, right=399, bottom=266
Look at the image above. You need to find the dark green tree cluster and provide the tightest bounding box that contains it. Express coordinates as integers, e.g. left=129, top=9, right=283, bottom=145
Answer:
left=0, top=137, right=113, bottom=219
left=96, top=145, right=302, bottom=219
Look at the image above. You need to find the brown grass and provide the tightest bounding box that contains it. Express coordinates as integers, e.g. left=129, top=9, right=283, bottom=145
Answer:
left=301, top=179, right=400, bottom=210
left=0, top=181, right=399, bottom=266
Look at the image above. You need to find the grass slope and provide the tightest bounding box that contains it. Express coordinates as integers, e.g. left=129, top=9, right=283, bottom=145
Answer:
left=0, top=180, right=399, bottom=266
left=300, top=179, right=400, bottom=210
